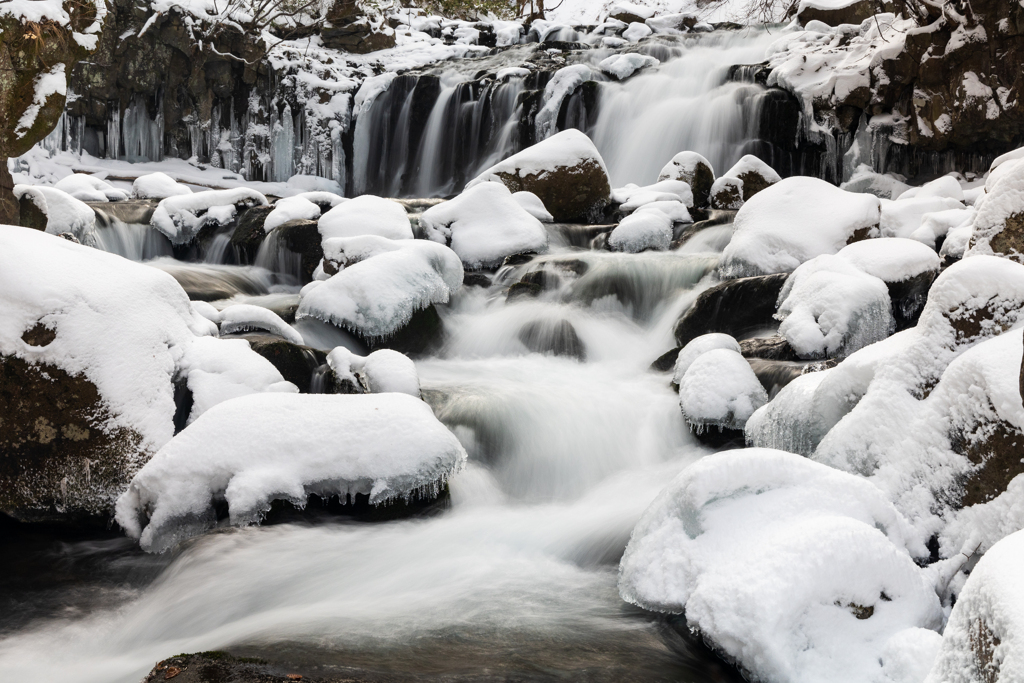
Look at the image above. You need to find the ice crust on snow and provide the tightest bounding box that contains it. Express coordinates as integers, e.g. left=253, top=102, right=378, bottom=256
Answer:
left=132, top=172, right=194, bottom=199
left=318, top=194, right=413, bottom=242
left=218, top=304, right=304, bottom=345
left=115, top=392, right=467, bottom=552
left=678, top=348, right=767, bottom=430
left=775, top=254, right=894, bottom=360
left=265, top=196, right=321, bottom=232
left=925, top=529, right=1024, bottom=683
left=297, top=235, right=463, bottom=339
left=420, top=182, right=546, bottom=269
left=151, top=188, right=268, bottom=245
left=619, top=448, right=941, bottom=683
left=720, top=177, right=881, bottom=278
left=53, top=174, right=128, bottom=202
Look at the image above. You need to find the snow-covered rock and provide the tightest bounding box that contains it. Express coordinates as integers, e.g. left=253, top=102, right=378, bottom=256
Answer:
left=0, top=226, right=290, bottom=519
left=326, top=346, right=420, bottom=397
left=672, top=333, right=743, bottom=384
left=115, top=392, right=466, bottom=552
left=511, top=191, right=553, bottom=223
left=925, top=529, right=1024, bottom=683
left=467, top=129, right=612, bottom=223
left=897, top=175, right=965, bottom=203
left=965, top=156, right=1024, bottom=262
left=836, top=237, right=941, bottom=329
left=658, top=151, right=715, bottom=207
left=12, top=184, right=96, bottom=243
left=132, top=172, right=193, bottom=199
left=613, top=179, right=694, bottom=211
left=776, top=254, right=893, bottom=360
left=720, top=177, right=882, bottom=278
left=218, top=304, right=304, bottom=345
left=318, top=194, right=413, bottom=242
left=619, top=448, right=942, bottom=683
left=709, top=176, right=744, bottom=210
left=880, top=196, right=966, bottom=239
left=841, top=165, right=911, bottom=200
left=53, top=174, right=128, bottom=202
left=151, top=188, right=267, bottom=245
left=678, top=348, right=767, bottom=430
left=420, top=182, right=546, bottom=269
left=598, top=52, right=659, bottom=80
left=297, top=235, right=462, bottom=340
left=607, top=209, right=672, bottom=253
left=720, top=154, right=781, bottom=201
left=264, top=195, right=321, bottom=233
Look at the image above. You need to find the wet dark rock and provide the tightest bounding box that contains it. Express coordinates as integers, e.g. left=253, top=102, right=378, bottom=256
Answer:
left=518, top=319, right=586, bottom=361
left=674, top=273, right=789, bottom=348
left=519, top=268, right=561, bottom=291
left=277, top=219, right=324, bottom=284
left=671, top=210, right=735, bottom=249
left=231, top=205, right=274, bottom=260
left=235, top=333, right=327, bottom=393
left=89, top=199, right=160, bottom=225
left=689, top=425, right=747, bottom=450
left=651, top=347, right=680, bottom=372
left=502, top=252, right=537, bottom=267
left=739, top=335, right=801, bottom=362
left=550, top=223, right=616, bottom=248
left=144, top=651, right=321, bottom=683
left=888, top=269, right=939, bottom=331
left=493, top=157, right=611, bottom=223
left=321, top=0, right=396, bottom=53
left=0, top=355, right=145, bottom=523
left=17, top=195, right=48, bottom=231
left=462, top=271, right=492, bottom=288
left=364, top=304, right=444, bottom=357
left=747, top=357, right=835, bottom=399
left=507, top=281, right=543, bottom=302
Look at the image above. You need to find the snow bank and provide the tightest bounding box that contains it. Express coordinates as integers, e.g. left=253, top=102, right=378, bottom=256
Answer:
left=925, top=529, right=1024, bottom=683
left=720, top=177, right=881, bottom=277
left=218, top=304, right=304, bottom=344
left=132, top=172, right=193, bottom=199
left=53, top=174, right=128, bottom=202
left=318, top=194, right=413, bottom=242
left=115, top=392, right=467, bottom=552
left=297, top=235, right=463, bottom=339
left=620, top=448, right=941, bottom=683
left=264, top=196, right=321, bottom=232
left=678, top=348, right=767, bottom=430
left=608, top=210, right=672, bottom=253
left=151, top=188, right=267, bottom=245
left=420, top=182, right=546, bottom=269
left=12, top=184, right=96, bottom=242
left=776, top=255, right=893, bottom=359
left=672, top=333, right=742, bottom=384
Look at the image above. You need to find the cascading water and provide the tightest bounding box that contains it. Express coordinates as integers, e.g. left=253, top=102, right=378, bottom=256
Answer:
left=0, top=186, right=740, bottom=682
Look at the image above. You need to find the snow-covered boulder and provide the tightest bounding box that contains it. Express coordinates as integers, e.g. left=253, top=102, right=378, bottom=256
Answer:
left=775, top=254, right=894, bottom=360
left=297, top=235, right=463, bottom=341
left=218, top=304, right=304, bottom=345
left=925, top=529, right=1024, bottom=683
left=720, top=154, right=781, bottom=201
left=608, top=1, right=655, bottom=23
left=318, top=194, right=413, bottom=242
left=53, top=174, right=128, bottom=202
left=264, top=196, right=321, bottom=233
left=151, top=188, right=267, bottom=245
left=0, top=226, right=292, bottom=521
left=13, top=184, right=96, bottom=243
left=966, top=157, right=1024, bottom=262
left=897, top=175, right=965, bottom=203
left=658, top=151, right=715, bottom=208
left=908, top=207, right=974, bottom=251
left=420, top=182, right=546, bottom=269
left=880, top=196, right=966, bottom=239
left=325, top=346, right=420, bottom=397
left=115, top=392, right=466, bottom=552
left=620, top=448, right=942, bottom=683
left=678, top=348, right=767, bottom=431
left=797, top=0, right=895, bottom=27
left=836, top=238, right=941, bottom=329
left=709, top=176, right=744, bottom=210
left=720, top=177, right=882, bottom=278
left=672, top=333, right=742, bottom=384
left=598, top=53, right=659, bottom=80
left=841, top=165, right=911, bottom=200
left=512, top=191, right=553, bottom=222
left=132, top=172, right=192, bottom=199
left=607, top=209, right=672, bottom=253
left=467, top=129, right=612, bottom=223
left=613, top=179, right=694, bottom=211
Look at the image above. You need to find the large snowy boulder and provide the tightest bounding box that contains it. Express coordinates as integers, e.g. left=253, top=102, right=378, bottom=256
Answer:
left=296, top=234, right=463, bottom=342
left=775, top=254, right=894, bottom=360
left=658, top=151, right=715, bottom=208
left=0, top=226, right=293, bottom=521
left=115, top=392, right=466, bottom=552
left=619, top=448, right=942, bottom=683
left=420, top=182, right=547, bottom=269
left=925, top=529, right=1024, bottom=683
left=467, top=129, right=612, bottom=223
left=967, top=157, right=1024, bottom=262
left=720, top=177, right=882, bottom=278
left=318, top=194, right=412, bottom=242
left=607, top=209, right=672, bottom=253
left=13, top=184, right=96, bottom=243
left=265, top=196, right=321, bottom=233
left=151, top=188, right=267, bottom=245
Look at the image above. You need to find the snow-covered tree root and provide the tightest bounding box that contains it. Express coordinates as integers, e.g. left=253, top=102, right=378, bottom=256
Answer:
left=116, top=392, right=467, bottom=553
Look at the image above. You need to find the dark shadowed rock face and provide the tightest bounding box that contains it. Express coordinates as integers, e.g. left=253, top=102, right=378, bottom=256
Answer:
left=674, top=273, right=789, bottom=348
left=495, top=157, right=611, bottom=223
left=739, top=335, right=801, bottom=362
left=887, top=269, right=938, bottom=331
left=796, top=0, right=895, bottom=27
left=231, top=205, right=274, bottom=260
left=236, top=334, right=327, bottom=393
left=321, top=0, right=396, bottom=53
left=277, top=219, right=325, bottom=284
left=0, top=354, right=146, bottom=522
left=951, top=419, right=1024, bottom=508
